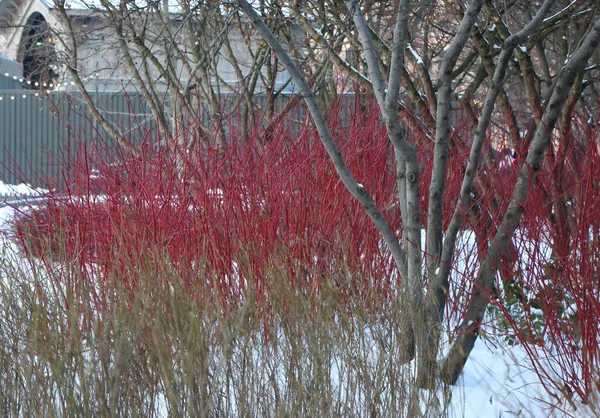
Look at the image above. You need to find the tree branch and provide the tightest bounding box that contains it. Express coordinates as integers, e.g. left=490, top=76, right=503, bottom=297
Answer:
left=442, top=15, right=600, bottom=385
left=236, top=0, right=408, bottom=277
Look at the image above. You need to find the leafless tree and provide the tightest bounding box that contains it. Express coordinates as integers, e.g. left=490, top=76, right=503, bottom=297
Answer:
left=9, top=0, right=338, bottom=150
left=236, top=0, right=600, bottom=400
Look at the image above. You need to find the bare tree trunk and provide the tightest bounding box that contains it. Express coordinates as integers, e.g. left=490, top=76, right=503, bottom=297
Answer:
left=419, top=0, right=483, bottom=388
left=442, top=16, right=600, bottom=384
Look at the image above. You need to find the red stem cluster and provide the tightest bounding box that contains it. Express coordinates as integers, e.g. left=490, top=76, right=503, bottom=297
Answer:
left=10, top=97, right=600, bottom=404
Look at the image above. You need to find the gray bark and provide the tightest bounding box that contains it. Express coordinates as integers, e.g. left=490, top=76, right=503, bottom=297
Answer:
left=426, top=0, right=483, bottom=289
left=236, top=0, right=408, bottom=275
left=344, top=0, right=422, bottom=304
left=417, top=0, right=483, bottom=387
left=436, top=0, right=557, bottom=311
left=442, top=15, right=600, bottom=385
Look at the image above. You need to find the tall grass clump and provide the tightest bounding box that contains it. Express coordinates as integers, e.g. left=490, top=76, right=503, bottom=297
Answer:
left=0, top=237, right=432, bottom=416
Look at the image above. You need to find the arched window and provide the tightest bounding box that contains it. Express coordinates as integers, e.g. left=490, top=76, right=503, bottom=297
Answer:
left=18, top=13, right=58, bottom=89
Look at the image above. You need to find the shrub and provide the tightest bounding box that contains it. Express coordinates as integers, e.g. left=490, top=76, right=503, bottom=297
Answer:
left=9, top=97, right=600, bottom=411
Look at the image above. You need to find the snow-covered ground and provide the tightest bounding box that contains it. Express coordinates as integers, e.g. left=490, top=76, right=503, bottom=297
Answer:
left=0, top=181, right=47, bottom=198
left=452, top=341, right=596, bottom=417
left=0, top=181, right=595, bottom=417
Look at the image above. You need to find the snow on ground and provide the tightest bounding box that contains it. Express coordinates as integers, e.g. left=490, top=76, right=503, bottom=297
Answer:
left=0, top=183, right=595, bottom=418
left=451, top=340, right=596, bottom=417
left=0, top=181, right=47, bottom=197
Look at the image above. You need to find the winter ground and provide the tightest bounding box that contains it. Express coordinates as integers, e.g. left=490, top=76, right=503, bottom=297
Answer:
left=0, top=181, right=594, bottom=417
left=451, top=341, right=594, bottom=417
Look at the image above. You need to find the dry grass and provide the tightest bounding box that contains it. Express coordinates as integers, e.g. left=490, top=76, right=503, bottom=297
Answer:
left=0, top=237, right=454, bottom=417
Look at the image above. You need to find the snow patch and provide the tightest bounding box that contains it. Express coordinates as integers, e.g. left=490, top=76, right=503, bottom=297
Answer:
left=0, top=181, right=46, bottom=197
left=407, top=43, right=424, bottom=65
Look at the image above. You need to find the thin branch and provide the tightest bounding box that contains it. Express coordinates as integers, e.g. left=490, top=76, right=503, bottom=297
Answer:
left=236, top=0, right=408, bottom=276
